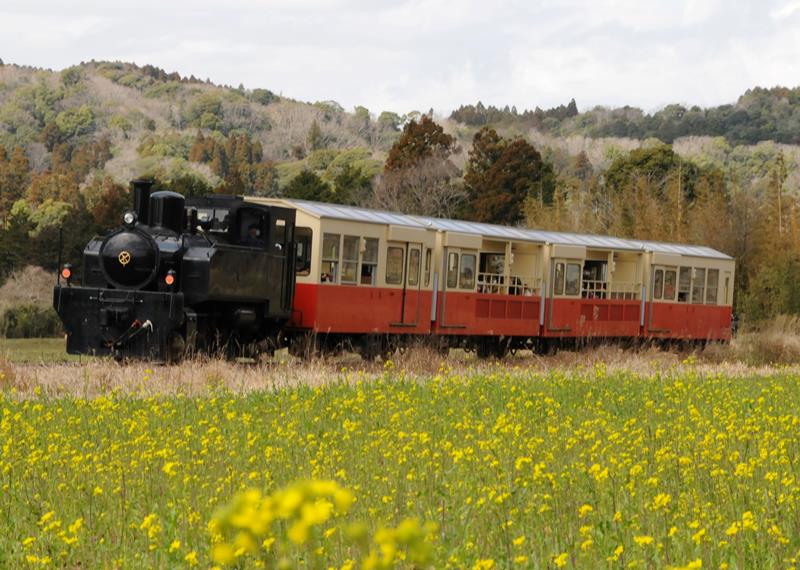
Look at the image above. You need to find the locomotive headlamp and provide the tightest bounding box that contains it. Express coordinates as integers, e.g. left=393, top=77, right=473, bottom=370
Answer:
left=165, top=269, right=176, bottom=287
left=123, top=211, right=137, bottom=226
left=60, top=264, right=73, bottom=283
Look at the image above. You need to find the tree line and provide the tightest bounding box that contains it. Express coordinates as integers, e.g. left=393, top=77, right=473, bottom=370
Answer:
left=451, top=87, right=800, bottom=145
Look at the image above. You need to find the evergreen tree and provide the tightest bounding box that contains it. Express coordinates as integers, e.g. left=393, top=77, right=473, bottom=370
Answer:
left=462, top=127, right=553, bottom=225
left=284, top=170, right=337, bottom=203
left=384, top=116, right=456, bottom=172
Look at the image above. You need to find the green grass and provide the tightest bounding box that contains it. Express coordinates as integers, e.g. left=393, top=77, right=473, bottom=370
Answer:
left=0, top=337, right=79, bottom=363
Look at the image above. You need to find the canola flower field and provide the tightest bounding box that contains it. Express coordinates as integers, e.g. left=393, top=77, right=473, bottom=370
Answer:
left=2, top=362, right=800, bottom=569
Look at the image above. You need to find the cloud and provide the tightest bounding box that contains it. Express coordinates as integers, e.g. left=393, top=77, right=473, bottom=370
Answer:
left=0, top=0, right=798, bottom=115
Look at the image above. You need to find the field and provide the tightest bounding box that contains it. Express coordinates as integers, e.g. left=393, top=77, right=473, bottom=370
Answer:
left=0, top=338, right=81, bottom=363
left=2, top=346, right=800, bottom=569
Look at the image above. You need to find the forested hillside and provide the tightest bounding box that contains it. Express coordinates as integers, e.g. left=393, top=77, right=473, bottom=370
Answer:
left=1, top=59, right=799, bottom=324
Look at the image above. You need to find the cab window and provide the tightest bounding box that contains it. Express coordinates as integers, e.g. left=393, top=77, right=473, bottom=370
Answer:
left=197, top=208, right=230, bottom=234
left=239, top=210, right=266, bottom=245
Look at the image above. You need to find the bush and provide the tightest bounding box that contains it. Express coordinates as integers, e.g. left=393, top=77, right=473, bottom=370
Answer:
left=0, top=304, right=62, bottom=338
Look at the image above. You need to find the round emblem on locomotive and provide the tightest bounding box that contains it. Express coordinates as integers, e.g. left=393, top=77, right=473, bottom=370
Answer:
left=118, top=251, right=131, bottom=266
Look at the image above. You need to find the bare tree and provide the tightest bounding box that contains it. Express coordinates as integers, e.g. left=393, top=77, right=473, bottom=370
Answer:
left=371, top=156, right=464, bottom=217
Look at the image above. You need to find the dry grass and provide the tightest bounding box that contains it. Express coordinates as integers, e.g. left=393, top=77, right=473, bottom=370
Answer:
left=703, top=315, right=800, bottom=365
left=1, top=342, right=796, bottom=399
left=0, top=265, right=54, bottom=313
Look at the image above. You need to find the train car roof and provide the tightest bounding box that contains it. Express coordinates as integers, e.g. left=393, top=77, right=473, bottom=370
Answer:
left=250, top=198, right=733, bottom=261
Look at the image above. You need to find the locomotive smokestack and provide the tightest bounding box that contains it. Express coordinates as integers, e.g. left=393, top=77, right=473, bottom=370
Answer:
left=131, top=179, right=154, bottom=224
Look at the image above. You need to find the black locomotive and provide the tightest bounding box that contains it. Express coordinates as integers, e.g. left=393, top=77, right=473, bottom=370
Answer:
left=53, top=179, right=296, bottom=361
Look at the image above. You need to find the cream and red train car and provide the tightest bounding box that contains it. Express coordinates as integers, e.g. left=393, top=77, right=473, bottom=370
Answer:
left=247, top=198, right=735, bottom=357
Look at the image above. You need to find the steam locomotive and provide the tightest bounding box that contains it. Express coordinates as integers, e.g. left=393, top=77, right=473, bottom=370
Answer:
left=53, top=180, right=296, bottom=361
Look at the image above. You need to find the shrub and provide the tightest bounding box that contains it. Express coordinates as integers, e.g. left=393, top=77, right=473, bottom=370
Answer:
left=0, top=304, right=62, bottom=338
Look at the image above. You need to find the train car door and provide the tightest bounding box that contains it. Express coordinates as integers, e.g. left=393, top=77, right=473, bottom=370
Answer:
left=439, top=247, right=469, bottom=329
left=403, top=245, right=422, bottom=324
left=647, top=265, right=686, bottom=336
left=387, top=241, right=424, bottom=326
left=546, top=258, right=582, bottom=332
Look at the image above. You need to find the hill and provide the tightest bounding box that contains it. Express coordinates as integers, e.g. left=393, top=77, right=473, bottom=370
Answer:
left=1, top=59, right=800, bottom=324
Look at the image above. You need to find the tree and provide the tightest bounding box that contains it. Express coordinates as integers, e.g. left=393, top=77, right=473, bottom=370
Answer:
left=332, top=163, right=372, bottom=205
left=462, top=127, right=554, bottom=225
left=307, top=120, right=325, bottom=151
left=384, top=116, right=456, bottom=172
left=284, top=170, right=338, bottom=203
left=85, top=176, right=129, bottom=228
left=377, top=111, right=404, bottom=131
left=0, top=146, right=30, bottom=226
left=373, top=158, right=464, bottom=217
left=54, top=106, right=95, bottom=138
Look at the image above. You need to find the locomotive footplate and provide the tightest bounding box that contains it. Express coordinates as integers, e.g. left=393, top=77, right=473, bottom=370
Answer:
left=53, top=285, right=185, bottom=360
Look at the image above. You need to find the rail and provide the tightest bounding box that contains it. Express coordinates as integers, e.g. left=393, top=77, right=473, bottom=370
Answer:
left=477, top=272, right=541, bottom=296
left=581, top=280, right=640, bottom=300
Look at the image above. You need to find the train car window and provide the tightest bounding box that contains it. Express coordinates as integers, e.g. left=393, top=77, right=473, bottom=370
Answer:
left=341, top=235, right=359, bottom=284
left=321, top=233, right=340, bottom=284
left=678, top=267, right=691, bottom=302
left=361, top=238, right=378, bottom=285
left=386, top=247, right=404, bottom=285
left=447, top=252, right=459, bottom=288
left=664, top=269, right=677, bottom=300
left=565, top=263, right=581, bottom=296
left=424, top=249, right=432, bottom=287
left=554, top=262, right=565, bottom=295
left=653, top=269, right=664, bottom=300
left=481, top=253, right=505, bottom=275
left=691, top=268, right=706, bottom=304
left=460, top=254, right=476, bottom=289
left=295, top=227, right=312, bottom=275
left=408, top=249, right=421, bottom=287
left=706, top=269, right=719, bottom=304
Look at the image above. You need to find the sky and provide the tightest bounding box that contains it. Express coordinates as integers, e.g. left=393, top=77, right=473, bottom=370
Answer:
left=1, top=0, right=799, bottom=116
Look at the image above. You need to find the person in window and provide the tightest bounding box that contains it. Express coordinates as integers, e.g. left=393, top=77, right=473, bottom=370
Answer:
left=245, top=223, right=262, bottom=244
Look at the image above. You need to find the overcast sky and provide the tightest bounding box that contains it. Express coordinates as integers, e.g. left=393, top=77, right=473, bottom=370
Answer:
left=1, top=0, right=799, bottom=116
